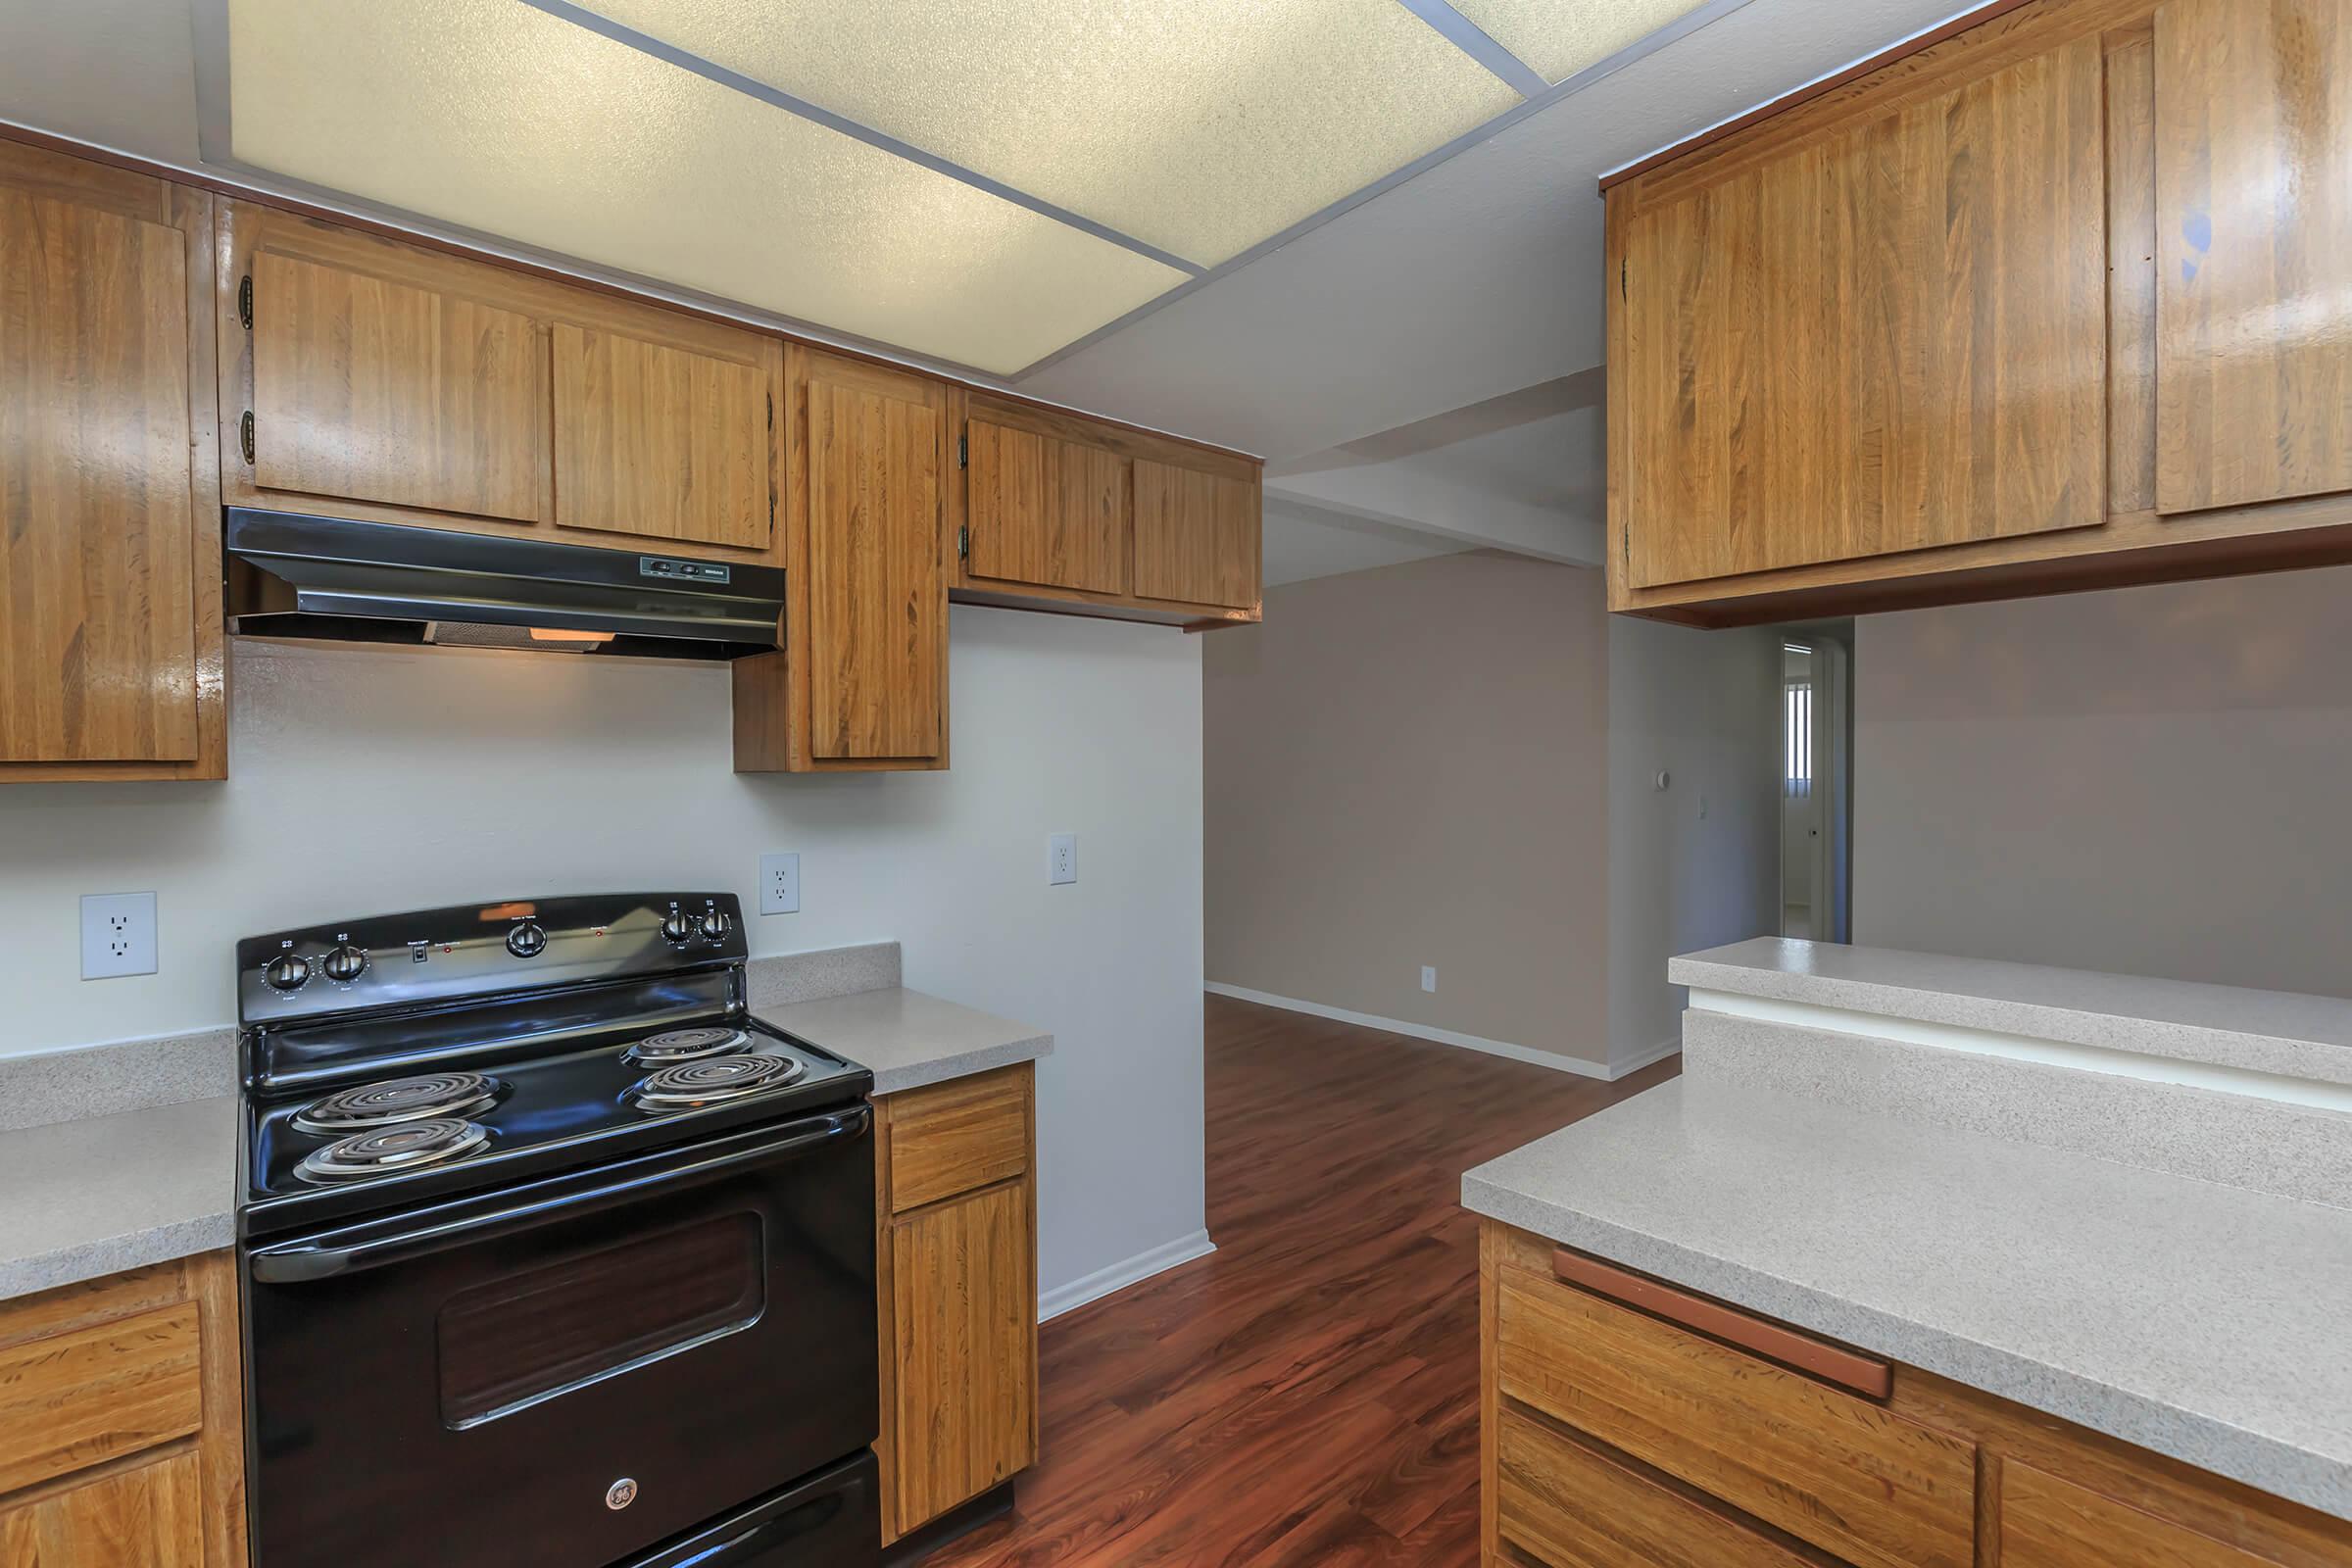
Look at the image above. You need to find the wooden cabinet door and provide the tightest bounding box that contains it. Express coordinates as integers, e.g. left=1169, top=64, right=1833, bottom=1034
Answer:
left=888, top=1182, right=1036, bottom=1530
left=2001, top=1461, right=2287, bottom=1568
left=0, top=1448, right=204, bottom=1568
left=965, top=414, right=1128, bottom=594
left=1132, top=459, right=1260, bottom=609
left=803, top=352, right=946, bottom=762
left=552, top=322, right=775, bottom=551
left=249, top=246, right=549, bottom=522
left=0, top=169, right=201, bottom=764
left=2155, top=0, right=2352, bottom=514
left=1617, top=32, right=2108, bottom=588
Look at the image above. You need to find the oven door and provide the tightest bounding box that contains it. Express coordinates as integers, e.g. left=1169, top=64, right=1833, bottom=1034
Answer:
left=244, top=1106, right=877, bottom=1568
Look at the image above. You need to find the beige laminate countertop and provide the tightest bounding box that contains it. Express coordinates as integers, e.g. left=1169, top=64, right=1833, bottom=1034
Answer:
left=0, top=980, right=1050, bottom=1304
left=0, top=1094, right=238, bottom=1300
left=759, top=987, right=1054, bottom=1096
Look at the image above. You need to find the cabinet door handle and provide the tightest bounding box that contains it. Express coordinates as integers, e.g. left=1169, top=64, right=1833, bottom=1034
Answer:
left=1551, top=1248, right=1892, bottom=1398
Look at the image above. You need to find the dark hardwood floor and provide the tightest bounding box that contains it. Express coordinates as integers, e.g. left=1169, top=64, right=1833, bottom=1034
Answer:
left=924, top=993, right=1680, bottom=1567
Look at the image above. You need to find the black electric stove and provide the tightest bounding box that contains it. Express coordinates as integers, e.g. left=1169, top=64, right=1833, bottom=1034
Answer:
left=234, top=892, right=882, bottom=1568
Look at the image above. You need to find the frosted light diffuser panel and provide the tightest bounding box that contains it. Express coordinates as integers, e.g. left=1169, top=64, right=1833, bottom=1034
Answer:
left=1446, top=0, right=1716, bottom=83
left=228, top=0, right=1187, bottom=372
left=583, top=0, right=1521, bottom=267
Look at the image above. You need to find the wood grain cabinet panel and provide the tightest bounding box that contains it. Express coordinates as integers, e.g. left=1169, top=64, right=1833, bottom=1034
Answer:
left=2154, top=0, right=2352, bottom=514
left=1496, top=1405, right=1822, bottom=1568
left=964, top=416, right=1128, bottom=595
left=552, top=322, right=774, bottom=551
left=250, top=248, right=548, bottom=523
left=0, top=1304, right=203, bottom=1495
left=0, top=168, right=204, bottom=767
left=804, top=353, right=948, bottom=763
left=0, top=1448, right=204, bottom=1568
left=888, top=1180, right=1037, bottom=1533
left=1495, top=1268, right=1976, bottom=1568
left=884, top=1070, right=1031, bottom=1214
left=1132, top=459, right=1260, bottom=610
left=2001, top=1460, right=2291, bottom=1568
left=1620, top=31, right=2108, bottom=588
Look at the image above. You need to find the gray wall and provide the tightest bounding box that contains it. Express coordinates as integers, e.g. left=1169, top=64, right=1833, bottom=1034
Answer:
left=1204, top=551, right=1786, bottom=1071
left=1854, top=566, right=2352, bottom=998
left=1204, top=552, right=1615, bottom=1064
left=1604, top=614, right=1785, bottom=1065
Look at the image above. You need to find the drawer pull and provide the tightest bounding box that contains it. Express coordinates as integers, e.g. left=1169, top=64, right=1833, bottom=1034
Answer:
left=1550, top=1249, right=1891, bottom=1398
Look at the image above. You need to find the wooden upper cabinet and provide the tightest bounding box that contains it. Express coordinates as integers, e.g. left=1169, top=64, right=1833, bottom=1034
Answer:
left=2154, top=0, right=2352, bottom=514
left=0, top=142, right=220, bottom=779
left=734, top=347, right=947, bottom=772
left=222, top=202, right=781, bottom=564
left=1133, top=459, right=1261, bottom=610
left=964, top=406, right=1129, bottom=595
left=552, top=323, right=776, bottom=551
left=1619, top=30, right=2108, bottom=589
left=250, top=247, right=548, bottom=522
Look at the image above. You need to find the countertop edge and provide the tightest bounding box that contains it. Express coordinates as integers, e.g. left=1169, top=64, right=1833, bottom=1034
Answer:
left=1458, top=1172, right=2351, bottom=1523
left=0, top=1212, right=236, bottom=1303
left=868, top=1032, right=1054, bottom=1097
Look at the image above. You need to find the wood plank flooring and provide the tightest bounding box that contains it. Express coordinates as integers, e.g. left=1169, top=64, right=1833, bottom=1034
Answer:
left=924, top=994, right=1680, bottom=1567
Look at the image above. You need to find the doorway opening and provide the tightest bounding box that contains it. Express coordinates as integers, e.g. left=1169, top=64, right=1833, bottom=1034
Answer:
left=1779, top=626, right=1853, bottom=942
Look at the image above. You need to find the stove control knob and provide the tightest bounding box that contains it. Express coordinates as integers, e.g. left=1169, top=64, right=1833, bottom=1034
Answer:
left=506, top=920, right=548, bottom=957
left=320, top=944, right=368, bottom=984
left=661, top=911, right=696, bottom=943
left=263, top=954, right=310, bottom=991
left=699, top=909, right=731, bottom=943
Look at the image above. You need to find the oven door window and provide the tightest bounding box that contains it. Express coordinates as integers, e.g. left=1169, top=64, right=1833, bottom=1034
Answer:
left=438, top=1211, right=764, bottom=1428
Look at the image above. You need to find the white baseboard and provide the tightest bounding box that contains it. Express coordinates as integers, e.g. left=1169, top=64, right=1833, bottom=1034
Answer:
left=1608, top=1035, right=1685, bottom=1078
left=1038, top=1229, right=1217, bottom=1323
left=1206, top=983, right=1657, bottom=1080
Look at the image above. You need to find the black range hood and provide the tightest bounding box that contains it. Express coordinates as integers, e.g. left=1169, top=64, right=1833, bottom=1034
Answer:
left=225, top=510, right=784, bottom=661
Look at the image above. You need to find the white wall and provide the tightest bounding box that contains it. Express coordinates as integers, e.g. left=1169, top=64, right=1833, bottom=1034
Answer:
left=0, top=606, right=1206, bottom=1297
left=1605, top=615, right=1784, bottom=1068
left=1854, top=567, right=2352, bottom=998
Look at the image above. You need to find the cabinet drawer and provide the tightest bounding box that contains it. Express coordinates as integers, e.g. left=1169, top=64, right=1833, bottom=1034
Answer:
left=2001, top=1460, right=2289, bottom=1568
left=0, top=1303, right=204, bottom=1494
left=1499, top=1403, right=1823, bottom=1568
left=885, top=1068, right=1030, bottom=1213
left=1495, top=1266, right=1975, bottom=1568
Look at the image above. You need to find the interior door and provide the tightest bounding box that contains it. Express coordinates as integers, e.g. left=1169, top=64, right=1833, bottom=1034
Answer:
left=249, top=247, right=548, bottom=522
left=802, top=353, right=946, bottom=762
left=2154, top=0, right=2352, bottom=514
left=0, top=182, right=199, bottom=762
left=964, top=414, right=1129, bottom=594
left=1131, top=459, right=1260, bottom=609
left=553, top=323, right=774, bottom=552
left=1620, top=33, right=2108, bottom=586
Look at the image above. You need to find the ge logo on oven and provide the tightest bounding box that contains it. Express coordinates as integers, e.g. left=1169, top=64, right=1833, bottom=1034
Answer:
left=606, top=1478, right=639, bottom=1511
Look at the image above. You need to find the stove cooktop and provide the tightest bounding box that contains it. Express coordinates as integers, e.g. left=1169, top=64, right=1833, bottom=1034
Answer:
left=242, top=1011, right=865, bottom=1238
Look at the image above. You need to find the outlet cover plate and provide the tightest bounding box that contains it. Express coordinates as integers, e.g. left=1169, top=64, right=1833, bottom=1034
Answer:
left=1048, top=833, right=1077, bottom=886
left=760, top=853, right=801, bottom=915
left=1421, top=965, right=1438, bottom=993
left=81, top=892, right=158, bottom=980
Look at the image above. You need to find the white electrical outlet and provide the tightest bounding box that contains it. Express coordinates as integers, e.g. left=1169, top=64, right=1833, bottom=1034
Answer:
left=81, top=893, right=158, bottom=980
left=1421, top=965, right=1438, bottom=994
left=1048, top=833, right=1077, bottom=886
left=759, top=853, right=801, bottom=915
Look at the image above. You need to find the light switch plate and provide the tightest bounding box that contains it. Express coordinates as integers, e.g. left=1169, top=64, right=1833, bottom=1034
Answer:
left=1421, top=965, right=1438, bottom=993
left=81, top=892, right=158, bottom=980
left=1048, top=833, right=1077, bottom=886
left=759, top=853, right=801, bottom=915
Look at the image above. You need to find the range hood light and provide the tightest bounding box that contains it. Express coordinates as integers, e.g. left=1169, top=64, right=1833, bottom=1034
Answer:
left=527, top=627, right=616, bottom=644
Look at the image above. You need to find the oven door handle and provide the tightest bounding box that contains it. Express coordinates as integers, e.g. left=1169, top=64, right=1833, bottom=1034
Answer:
left=249, top=1105, right=870, bottom=1284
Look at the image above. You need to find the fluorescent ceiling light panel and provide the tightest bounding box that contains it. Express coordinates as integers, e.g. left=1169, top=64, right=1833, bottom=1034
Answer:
left=581, top=0, right=1521, bottom=268
left=1445, top=0, right=1715, bottom=83
left=228, top=0, right=1186, bottom=373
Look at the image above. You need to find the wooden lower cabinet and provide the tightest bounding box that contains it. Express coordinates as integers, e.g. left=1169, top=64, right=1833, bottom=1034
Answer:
left=871, top=1065, right=1040, bottom=1545
left=0, top=1251, right=245, bottom=1567
left=1480, top=1221, right=2352, bottom=1568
